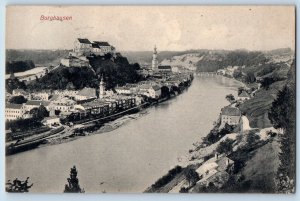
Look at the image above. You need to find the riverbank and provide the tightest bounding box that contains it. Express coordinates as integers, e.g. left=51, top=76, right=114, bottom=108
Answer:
left=6, top=81, right=192, bottom=156
left=145, top=75, right=282, bottom=193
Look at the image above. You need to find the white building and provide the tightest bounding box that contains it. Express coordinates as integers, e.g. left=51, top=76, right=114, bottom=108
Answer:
left=25, top=100, right=51, bottom=112
left=115, top=86, right=132, bottom=95
left=93, top=41, right=115, bottom=54
left=34, top=91, right=50, bottom=101
left=138, top=85, right=161, bottom=99
left=5, top=103, right=26, bottom=121
left=51, top=97, right=76, bottom=113
left=220, top=106, right=241, bottom=127
left=75, top=87, right=97, bottom=101
left=42, top=116, right=61, bottom=127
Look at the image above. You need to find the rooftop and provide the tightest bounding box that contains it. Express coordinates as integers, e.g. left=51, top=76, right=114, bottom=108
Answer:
left=221, top=106, right=241, bottom=116
left=158, top=65, right=172, bottom=70
left=77, top=87, right=96, bottom=97
left=78, top=38, right=92, bottom=44
left=238, top=91, right=251, bottom=98
left=93, top=41, right=110, bottom=46
left=26, top=100, right=51, bottom=106
left=6, top=103, right=23, bottom=109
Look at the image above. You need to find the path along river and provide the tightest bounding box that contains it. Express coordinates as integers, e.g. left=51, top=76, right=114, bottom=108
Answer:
left=6, top=76, right=243, bottom=193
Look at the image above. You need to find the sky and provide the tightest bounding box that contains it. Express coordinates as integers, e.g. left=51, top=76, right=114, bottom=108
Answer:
left=6, top=6, right=295, bottom=51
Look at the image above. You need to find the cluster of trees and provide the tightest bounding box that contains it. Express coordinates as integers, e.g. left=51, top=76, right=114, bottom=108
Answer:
left=202, top=124, right=235, bottom=145
left=27, top=66, right=99, bottom=90
left=89, top=54, right=143, bottom=89
left=6, top=177, right=33, bottom=192
left=9, top=95, right=27, bottom=104
left=216, top=138, right=235, bottom=155
left=268, top=62, right=296, bottom=193
left=6, top=60, right=35, bottom=74
left=64, top=166, right=85, bottom=193
left=6, top=105, right=49, bottom=132
left=6, top=78, right=27, bottom=94
left=149, top=165, right=183, bottom=191
left=27, top=54, right=143, bottom=91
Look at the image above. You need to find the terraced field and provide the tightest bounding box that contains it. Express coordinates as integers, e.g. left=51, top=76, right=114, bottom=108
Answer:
left=239, top=80, right=286, bottom=128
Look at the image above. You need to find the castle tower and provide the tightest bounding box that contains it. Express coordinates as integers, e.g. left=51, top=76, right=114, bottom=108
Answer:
left=99, top=75, right=105, bottom=99
left=152, top=45, right=158, bottom=71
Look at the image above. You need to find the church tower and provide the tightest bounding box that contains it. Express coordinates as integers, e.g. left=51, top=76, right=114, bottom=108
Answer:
left=99, top=75, right=105, bottom=99
left=152, top=45, right=158, bottom=71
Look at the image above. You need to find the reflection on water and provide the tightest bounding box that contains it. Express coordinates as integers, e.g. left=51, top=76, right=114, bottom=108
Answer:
left=6, top=76, right=243, bottom=193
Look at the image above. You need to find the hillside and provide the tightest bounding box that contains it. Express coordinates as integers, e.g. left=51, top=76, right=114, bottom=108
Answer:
left=27, top=54, right=142, bottom=90
left=6, top=49, right=69, bottom=66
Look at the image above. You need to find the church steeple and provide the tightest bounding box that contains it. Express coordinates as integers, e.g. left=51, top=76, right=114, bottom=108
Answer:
left=99, top=74, right=105, bottom=99
left=152, top=45, right=158, bottom=71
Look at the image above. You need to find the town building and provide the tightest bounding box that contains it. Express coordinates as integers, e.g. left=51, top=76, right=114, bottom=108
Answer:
left=42, top=116, right=61, bottom=127
left=60, top=56, right=90, bottom=68
left=51, top=97, right=76, bottom=113
left=70, top=38, right=92, bottom=57
left=5, top=103, right=26, bottom=121
left=158, top=65, right=172, bottom=73
left=93, top=41, right=115, bottom=54
left=33, top=91, right=50, bottom=101
left=75, top=87, right=97, bottom=101
left=25, top=100, right=51, bottom=112
left=80, top=100, right=110, bottom=116
left=220, top=106, right=241, bottom=127
left=195, top=153, right=234, bottom=188
left=138, top=84, right=161, bottom=99
left=115, top=86, right=132, bottom=95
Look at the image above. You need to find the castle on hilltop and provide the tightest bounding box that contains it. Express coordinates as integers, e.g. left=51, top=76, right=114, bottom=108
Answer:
left=61, top=38, right=116, bottom=68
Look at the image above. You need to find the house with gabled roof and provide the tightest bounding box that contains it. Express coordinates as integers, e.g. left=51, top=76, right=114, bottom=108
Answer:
left=220, top=106, right=241, bottom=127
left=238, top=91, right=251, bottom=101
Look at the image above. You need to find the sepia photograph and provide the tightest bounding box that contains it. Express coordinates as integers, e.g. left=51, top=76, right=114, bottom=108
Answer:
left=5, top=5, right=295, bottom=193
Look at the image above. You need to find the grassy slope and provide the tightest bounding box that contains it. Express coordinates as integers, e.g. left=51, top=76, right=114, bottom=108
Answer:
left=241, top=140, right=280, bottom=193
left=239, top=80, right=286, bottom=128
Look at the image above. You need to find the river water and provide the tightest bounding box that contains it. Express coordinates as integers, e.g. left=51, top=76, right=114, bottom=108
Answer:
left=6, top=76, right=243, bottom=193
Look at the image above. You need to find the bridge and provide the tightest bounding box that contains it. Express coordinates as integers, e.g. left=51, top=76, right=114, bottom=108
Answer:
left=194, top=72, right=218, bottom=77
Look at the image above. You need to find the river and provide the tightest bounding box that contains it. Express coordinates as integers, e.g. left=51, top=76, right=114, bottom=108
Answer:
left=6, top=76, right=243, bottom=193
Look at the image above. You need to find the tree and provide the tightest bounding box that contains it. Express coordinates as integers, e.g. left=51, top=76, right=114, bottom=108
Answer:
left=184, top=168, right=200, bottom=188
left=260, top=77, right=276, bottom=90
left=245, top=72, right=256, bottom=83
left=161, top=86, right=170, bottom=98
left=233, top=70, right=242, bottom=79
left=216, top=138, right=235, bottom=155
left=64, top=166, right=85, bottom=193
left=225, top=94, right=235, bottom=103
left=9, top=95, right=27, bottom=104
left=6, top=177, right=33, bottom=192
left=246, top=132, right=260, bottom=146
left=30, top=105, right=49, bottom=120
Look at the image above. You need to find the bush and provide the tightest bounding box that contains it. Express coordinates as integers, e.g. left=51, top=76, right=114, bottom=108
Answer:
left=151, top=166, right=183, bottom=189
left=216, top=138, right=235, bottom=154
